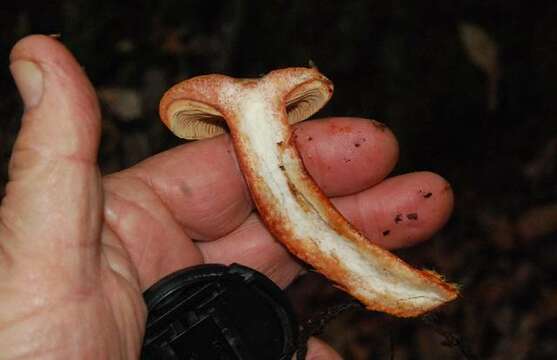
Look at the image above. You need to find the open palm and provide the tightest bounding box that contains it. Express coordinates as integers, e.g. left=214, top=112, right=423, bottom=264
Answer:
left=0, top=35, right=453, bottom=359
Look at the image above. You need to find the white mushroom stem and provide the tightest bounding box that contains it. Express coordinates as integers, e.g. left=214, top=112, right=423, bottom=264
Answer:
left=160, top=68, right=458, bottom=317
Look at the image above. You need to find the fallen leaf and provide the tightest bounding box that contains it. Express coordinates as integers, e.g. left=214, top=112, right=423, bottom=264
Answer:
left=98, top=87, right=143, bottom=121
left=516, top=203, right=557, bottom=241
left=458, top=22, right=499, bottom=110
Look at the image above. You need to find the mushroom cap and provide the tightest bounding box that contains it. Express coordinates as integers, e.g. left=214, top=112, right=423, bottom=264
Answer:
left=159, top=68, right=333, bottom=140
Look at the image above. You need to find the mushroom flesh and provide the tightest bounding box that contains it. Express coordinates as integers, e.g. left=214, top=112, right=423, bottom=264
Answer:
left=159, top=68, right=458, bottom=317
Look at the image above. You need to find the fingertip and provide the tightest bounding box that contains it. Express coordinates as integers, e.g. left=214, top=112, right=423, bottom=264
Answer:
left=10, top=34, right=99, bottom=114
left=294, top=117, right=400, bottom=197
left=421, top=171, right=454, bottom=218
left=385, top=171, right=454, bottom=248
left=303, top=337, right=342, bottom=360
left=10, top=34, right=100, bottom=162
left=10, top=34, right=63, bottom=61
left=334, top=171, right=454, bottom=249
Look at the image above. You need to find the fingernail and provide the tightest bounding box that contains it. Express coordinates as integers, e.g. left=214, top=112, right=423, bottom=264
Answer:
left=10, top=60, right=44, bottom=109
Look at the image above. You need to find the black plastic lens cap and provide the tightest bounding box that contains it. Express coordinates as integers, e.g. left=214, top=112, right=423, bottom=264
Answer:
left=141, top=263, right=299, bottom=360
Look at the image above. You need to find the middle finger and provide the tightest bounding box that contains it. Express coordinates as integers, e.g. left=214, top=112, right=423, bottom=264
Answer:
left=127, top=117, right=398, bottom=241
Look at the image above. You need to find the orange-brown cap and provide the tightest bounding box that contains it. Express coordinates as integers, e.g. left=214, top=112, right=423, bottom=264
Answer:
left=159, top=68, right=333, bottom=140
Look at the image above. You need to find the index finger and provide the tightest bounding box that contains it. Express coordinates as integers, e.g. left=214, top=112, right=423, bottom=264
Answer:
left=123, top=117, right=399, bottom=240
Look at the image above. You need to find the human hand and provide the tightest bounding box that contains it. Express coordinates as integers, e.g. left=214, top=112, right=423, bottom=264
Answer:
left=0, top=35, right=454, bottom=359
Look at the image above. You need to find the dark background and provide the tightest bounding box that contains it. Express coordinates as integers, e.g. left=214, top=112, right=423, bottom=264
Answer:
left=1, top=1, right=556, bottom=359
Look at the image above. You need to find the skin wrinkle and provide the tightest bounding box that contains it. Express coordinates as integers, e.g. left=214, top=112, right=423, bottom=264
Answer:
left=2, top=302, right=59, bottom=345
left=3, top=169, right=102, bottom=255
left=200, top=214, right=261, bottom=262
left=181, top=182, right=225, bottom=236
left=105, top=174, right=166, bottom=226
left=136, top=136, right=252, bottom=241
left=197, top=213, right=301, bottom=288
left=103, top=179, right=205, bottom=285
left=102, top=187, right=154, bottom=273
left=1, top=273, right=106, bottom=346
left=99, top=269, right=143, bottom=358
left=2, top=154, right=98, bottom=252
left=123, top=170, right=206, bottom=241
left=198, top=218, right=236, bottom=256
left=8, top=194, right=97, bottom=250
left=45, top=256, right=99, bottom=299
left=87, top=271, right=139, bottom=359
left=28, top=301, right=105, bottom=359
left=2, top=225, right=100, bottom=289
left=262, top=251, right=300, bottom=288
left=0, top=293, right=47, bottom=331
left=0, top=211, right=19, bottom=268
left=99, top=226, right=140, bottom=290
left=8, top=144, right=97, bottom=183
left=198, top=194, right=247, bottom=240
left=197, top=152, right=255, bottom=238
left=8, top=336, right=63, bottom=360
left=0, top=238, right=9, bottom=268
left=19, top=113, right=99, bottom=167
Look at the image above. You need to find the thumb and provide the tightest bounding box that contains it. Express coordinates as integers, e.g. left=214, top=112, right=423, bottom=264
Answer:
left=2, top=35, right=102, bottom=260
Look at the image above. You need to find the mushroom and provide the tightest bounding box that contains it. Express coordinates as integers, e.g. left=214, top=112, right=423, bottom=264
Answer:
left=159, top=68, right=458, bottom=317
